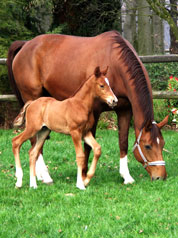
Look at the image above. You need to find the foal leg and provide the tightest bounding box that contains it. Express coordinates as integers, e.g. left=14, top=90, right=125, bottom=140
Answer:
left=29, top=127, right=50, bottom=188
left=116, top=108, right=135, bottom=184
left=83, top=113, right=100, bottom=179
left=71, top=130, right=86, bottom=190
left=12, top=128, right=37, bottom=188
left=83, top=131, right=101, bottom=187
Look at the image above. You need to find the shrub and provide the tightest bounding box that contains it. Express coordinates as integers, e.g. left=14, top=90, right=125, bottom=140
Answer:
left=145, top=62, right=178, bottom=90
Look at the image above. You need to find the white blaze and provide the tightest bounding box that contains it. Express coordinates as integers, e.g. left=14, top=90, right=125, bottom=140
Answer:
left=105, top=77, right=110, bottom=86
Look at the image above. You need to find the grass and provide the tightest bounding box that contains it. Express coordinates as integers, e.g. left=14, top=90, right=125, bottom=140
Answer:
left=0, top=128, right=178, bottom=238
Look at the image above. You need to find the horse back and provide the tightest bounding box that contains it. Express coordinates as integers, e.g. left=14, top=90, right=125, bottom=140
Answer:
left=11, top=32, right=116, bottom=102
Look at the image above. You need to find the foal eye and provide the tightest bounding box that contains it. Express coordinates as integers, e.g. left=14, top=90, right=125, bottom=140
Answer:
left=100, top=85, right=104, bottom=88
left=145, top=145, right=152, bottom=150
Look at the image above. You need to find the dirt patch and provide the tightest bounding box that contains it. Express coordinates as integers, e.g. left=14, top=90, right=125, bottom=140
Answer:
left=0, top=101, right=20, bottom=129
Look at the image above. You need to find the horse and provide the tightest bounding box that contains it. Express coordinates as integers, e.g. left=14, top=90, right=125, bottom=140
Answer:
left=12, top=66, right=118, bottom=189
left=7, top=30, right=168, bottom=184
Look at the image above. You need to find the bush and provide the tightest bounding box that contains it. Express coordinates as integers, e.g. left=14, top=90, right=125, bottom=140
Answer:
left=145, top=62, right=178, bottom=90
left=0, top=66, right=12, bottom=94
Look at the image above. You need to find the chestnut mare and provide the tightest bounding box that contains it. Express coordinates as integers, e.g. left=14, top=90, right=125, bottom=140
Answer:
left=12, top=67, right=118, bottom=189
left=7, top=30, right=168, bottom=184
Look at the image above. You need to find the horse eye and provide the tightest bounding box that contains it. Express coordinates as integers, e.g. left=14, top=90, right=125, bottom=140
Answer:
left=100, top=84, right=104, bottom=88
left=145, top=145, right=152, bottom=150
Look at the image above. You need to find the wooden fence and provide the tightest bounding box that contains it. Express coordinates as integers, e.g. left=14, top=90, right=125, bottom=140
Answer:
left=1, top=54, right=178, bottom=101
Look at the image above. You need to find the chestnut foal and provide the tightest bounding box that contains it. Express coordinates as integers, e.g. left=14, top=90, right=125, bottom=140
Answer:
left=12, top=66, right=118, bottom=190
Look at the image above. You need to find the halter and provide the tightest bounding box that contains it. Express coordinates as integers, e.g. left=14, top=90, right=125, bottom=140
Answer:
left=133, top=121, right=165, bottom=169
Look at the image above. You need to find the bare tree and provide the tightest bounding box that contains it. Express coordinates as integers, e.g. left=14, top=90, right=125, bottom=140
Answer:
left=146, top=0, right=178, bottom=53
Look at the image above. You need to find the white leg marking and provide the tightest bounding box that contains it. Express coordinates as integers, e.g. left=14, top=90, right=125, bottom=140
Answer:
left=30, top=174, right=37, bottom=189
left=15, top=167, right=23, bottom=188
left=120, top=155, right=135, bottom=184
left=76, top=168, right=86, bottom=190
left=36, top=154, right=53, bottom=184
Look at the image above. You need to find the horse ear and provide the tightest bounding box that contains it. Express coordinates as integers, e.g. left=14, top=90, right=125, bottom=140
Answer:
left=102, top=66, right=109, bottom=76
left=94, top=66, right=101, bottom=78
left=157, top=115, right=169, bottom=129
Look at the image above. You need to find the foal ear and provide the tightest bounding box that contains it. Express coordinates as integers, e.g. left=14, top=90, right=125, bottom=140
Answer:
left=101, top=66, right=109, bottom=76
left=157, top=115, right=169, bottom=129
left=94, top=66, right=101, bottom=78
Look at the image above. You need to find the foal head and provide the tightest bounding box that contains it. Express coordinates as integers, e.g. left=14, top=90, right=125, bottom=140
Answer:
left=93, top=66, right=118, bottom=107
left=133, top=116, right=168, bottom=180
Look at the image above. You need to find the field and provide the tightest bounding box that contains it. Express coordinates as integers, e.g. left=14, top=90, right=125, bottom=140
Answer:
left=0, top=128, right=177, bottom=238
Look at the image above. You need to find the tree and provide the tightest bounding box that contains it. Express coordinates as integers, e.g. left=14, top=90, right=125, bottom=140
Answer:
left=146, top=0, right=178, bottom=53
left=52, top=0, right=122, bottom=36
left=0, top=0, right=33, bottom=56
left=137, top=0, right=153, bottom=55
left=122, top=0, right=137, bottom=49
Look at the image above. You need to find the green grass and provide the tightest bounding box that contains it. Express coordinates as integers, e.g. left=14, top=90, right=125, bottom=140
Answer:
left=0, top=128, right=178, bottom=238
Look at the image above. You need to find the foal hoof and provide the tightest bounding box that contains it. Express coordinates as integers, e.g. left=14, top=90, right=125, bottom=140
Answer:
left=15, top=182, right=22, bottom=188
left=76, top=183, right=86, bottom=190
left=15, top=185, right=22, bottom=189
left=84, top=178, right=90, bottom=187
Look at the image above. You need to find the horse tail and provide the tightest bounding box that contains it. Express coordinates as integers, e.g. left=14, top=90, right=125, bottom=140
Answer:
left=13, top=101, right=32, bottom=127
left=7, top=40, right=27, bottom=107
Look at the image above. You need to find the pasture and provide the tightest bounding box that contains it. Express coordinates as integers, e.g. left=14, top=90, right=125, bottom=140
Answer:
left=0, top=128, right=177, bottom=237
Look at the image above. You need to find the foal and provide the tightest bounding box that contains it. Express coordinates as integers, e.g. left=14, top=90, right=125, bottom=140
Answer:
left=12, top=66, right=118, bottom=190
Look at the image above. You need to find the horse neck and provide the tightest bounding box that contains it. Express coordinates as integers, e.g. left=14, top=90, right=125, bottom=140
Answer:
left=73, top=77, right=96, bottom=110
left=118, top=64, right=154, bottom=131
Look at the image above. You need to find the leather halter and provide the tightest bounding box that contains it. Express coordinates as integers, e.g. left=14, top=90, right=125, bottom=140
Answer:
left=133, top=121, right=166, bottom=169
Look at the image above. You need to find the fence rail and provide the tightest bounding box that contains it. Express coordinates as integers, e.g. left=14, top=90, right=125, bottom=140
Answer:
left=1, top=91, right=178, bottom=101
left=1, top=54, right=178, bottom=100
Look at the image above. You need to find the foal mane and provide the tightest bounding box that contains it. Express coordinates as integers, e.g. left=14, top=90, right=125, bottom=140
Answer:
left=112, top=31, right=154, bottom=130
left=69, top=74, right=93, bottom=98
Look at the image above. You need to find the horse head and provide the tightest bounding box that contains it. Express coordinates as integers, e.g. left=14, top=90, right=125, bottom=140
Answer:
left=133, top=115, right=168, bottom=180
left=94, top=66, right=118, bottom=108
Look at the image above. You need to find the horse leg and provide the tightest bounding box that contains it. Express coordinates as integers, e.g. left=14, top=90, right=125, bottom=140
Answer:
left=29, top=127, right=50, bottom=188
left=36, top=152, right=53, bottom=184
left=83, top=131, right=101, bottom=187
left=116, top=108, right=135, bottom=184
left=29, top=135, right=53, bottom=184
left=71, top=130, right=86, bottom=190
left=12, top=128, right=37, bottom=188
left=83, top=113, right=100, bottom=180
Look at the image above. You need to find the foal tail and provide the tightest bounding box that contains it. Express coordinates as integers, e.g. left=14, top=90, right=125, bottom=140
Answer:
left=7, top=40, right=27, bottom=107
left=13, top=101, right=32, bottom=127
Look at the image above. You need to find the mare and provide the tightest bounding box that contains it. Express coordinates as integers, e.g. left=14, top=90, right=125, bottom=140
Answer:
left=7, top=30, right=168, bottom=184
left=12, top=66, right=118, bottom=189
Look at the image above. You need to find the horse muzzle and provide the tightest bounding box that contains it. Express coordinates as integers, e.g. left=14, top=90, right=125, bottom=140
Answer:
left=106, top=96, right=118, bottom=108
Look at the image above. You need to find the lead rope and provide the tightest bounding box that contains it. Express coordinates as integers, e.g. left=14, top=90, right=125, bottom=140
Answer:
left=133, top=121, right=166, bottom=168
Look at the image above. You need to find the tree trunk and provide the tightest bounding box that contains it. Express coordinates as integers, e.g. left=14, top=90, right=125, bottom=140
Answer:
left=123, top=0, right=137, bottom=49
left=137, top=0, right=153, bottom=55
left=170, top=0, right=178, bottom=53
left=152, top=13, right=164, bottom=54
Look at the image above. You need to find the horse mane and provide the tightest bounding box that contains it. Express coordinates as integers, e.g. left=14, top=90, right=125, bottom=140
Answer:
left=112, top=31, right=154, bottom=130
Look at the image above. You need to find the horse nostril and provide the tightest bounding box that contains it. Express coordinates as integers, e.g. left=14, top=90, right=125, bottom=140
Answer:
left=152, top=176, right=162, bottom=181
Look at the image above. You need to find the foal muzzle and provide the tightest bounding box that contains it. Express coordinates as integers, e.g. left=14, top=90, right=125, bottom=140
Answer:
left=107, top=96, right=118, bottom=108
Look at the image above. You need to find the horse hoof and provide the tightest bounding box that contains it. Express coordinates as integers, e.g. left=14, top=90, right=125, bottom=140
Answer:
left=123, top=177, right=135, bottom=184
left=76, top=183, right=86, bottom=190
left=30, top=185, right=38, bottom=189
left=15, top=182, right=22, bottom=188
left=43, top=180, right=53, bottom=185
left=15, top=185, right=22, bottom=189
left=84, top=178, right=90, bottom=187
